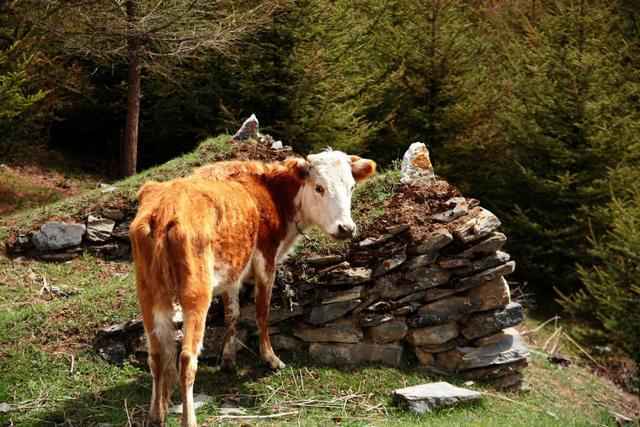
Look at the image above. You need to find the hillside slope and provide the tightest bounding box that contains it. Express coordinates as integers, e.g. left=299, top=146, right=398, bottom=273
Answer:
left=0, top=136, right=638, bottom=426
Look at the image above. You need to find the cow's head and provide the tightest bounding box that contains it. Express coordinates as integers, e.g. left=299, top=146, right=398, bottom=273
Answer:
left=293, top=150, right=376, bottom=240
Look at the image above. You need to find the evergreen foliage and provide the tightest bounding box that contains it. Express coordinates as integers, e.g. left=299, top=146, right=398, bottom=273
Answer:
left=562, top=187, right=640, bottom=364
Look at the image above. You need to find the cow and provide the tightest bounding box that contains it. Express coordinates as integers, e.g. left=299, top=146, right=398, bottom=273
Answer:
left=129, top=150, right=376, bottom=427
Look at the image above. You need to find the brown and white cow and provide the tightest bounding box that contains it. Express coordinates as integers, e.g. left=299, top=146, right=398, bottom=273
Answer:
left=129, top=150, right=375, bottom=427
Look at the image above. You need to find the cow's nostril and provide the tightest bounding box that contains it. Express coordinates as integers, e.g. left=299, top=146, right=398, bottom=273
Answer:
left=337, top=224, right=354, bottom=238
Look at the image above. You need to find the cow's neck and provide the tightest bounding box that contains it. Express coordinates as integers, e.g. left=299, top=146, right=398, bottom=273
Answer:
left=262, top=172, right=307, bottom=262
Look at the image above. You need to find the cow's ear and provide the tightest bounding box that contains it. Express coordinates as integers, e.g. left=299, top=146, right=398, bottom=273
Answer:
left=350, top=156, right=376, bottom=182
left=286, top=157, right=310, bottom=181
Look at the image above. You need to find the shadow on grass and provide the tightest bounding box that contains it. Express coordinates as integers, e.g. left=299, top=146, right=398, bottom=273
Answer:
left=35, top=353, right=287, bottom=426
left=35, top=345, right=485, bottom=426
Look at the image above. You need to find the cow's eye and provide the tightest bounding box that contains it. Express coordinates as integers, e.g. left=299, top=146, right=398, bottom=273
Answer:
left=315, top=185, right=325, bottom=195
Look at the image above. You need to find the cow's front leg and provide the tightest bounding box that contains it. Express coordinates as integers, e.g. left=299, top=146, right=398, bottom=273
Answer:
left=253, top=256, right=285, bottom=370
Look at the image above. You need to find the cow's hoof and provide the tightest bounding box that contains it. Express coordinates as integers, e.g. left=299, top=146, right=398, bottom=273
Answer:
left=268, top=356, right=286, bottom=370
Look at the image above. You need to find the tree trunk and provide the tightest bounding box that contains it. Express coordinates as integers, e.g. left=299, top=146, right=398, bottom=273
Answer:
left=122, top=0, right=140, bottom=177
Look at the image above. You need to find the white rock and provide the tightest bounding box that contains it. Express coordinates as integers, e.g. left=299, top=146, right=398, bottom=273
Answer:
left=400, top=142, right=435, bottom=185
left=271, top=140, right=283, bottom=149
left=393, top=382, right=481, bottom=414
left=232, top=113, right=259, bottom=141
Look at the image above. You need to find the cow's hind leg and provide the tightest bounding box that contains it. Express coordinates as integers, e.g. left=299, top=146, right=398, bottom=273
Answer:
left=140, top=300, right=176, bottom=426
left=221, top=289, right=240, bottom=370
left=179, top=288, right=212, bottom=427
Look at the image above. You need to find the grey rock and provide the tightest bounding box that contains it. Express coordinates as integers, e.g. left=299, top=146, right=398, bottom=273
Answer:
left=408, top=297, right=472, bottom=327
left=431, top=198, right=469, bottom=223
left=451, top=208, right=501, bottom=244
left=360, top=313, right=394, bottom=327
left=490, top=372, right=525, bottom=391
left=403, top=266, right=451, bottom=289
left=306, top=300, right=361, bottom=325
left=294, top=321, right=363, bottom=343
left=452, top=251, right=511, bottom=276
left=461, top=358, right=529, bottom=380
left=386, top=224, right=410, bottom=235
left=373, top=251, right=407, bottom=277
left=366, top=319, right=408, bottom=344
left=306, top=254, right=344, bottom=266
left=392, top=382, right=482, bottom=414
left=358, top=234, right=395, bottom=248
left=309, top=342, right=403, bottom=367
left=394, top=291, right=427, bottom=305
left=111, top=221, right=131, bottom=241
left=367, top=301, right=392, bottom=312
left=322, top=267, right=372, bottom=286
left=39, top=252, right=79, bottom=262
left=423, top=287, right=460, bottom=302
left=32, top=222, right=86, bottom=251
left=240, top=303, right=304, bottom=326
left=466, top=277, right=511, bottom=312
left=403, top=253, right=438, bottom=270
left=407, top=322, right=459, bottom=346
left=232, top=114, right=259, bottom=141
left=435, top=329, right=528, bottom=371
left=400, top=142, right=435, bottom=185
left=97, top=341, right=127, bottom=365
left=101, top=208, right=126, bottom=221
left=392, top=302, right=422, bottom=316
left=271, top=334, right=306, bottom=352
left=321, top=286, right=364, bottom=305
left=460, top=232, right=507, bottom=257
left=409, top=229, right=453, bottom=255
left=86, top=215, right=116, bottom=243
left=457, top=261, right=515, bottom=289
left=367, top=271, right=406, bottom=299
left=438, top=257, right=472, bottom=269
left=413, top=339, right=457, bottom=353
left=461, top=302, right=524, bottom=340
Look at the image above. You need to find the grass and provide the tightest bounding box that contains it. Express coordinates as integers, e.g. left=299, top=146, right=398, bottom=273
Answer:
left=0, top=136, right=637, bottom=426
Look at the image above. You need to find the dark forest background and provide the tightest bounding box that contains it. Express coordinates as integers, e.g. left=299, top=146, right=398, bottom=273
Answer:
left=2, top=0, right=639, bottom=364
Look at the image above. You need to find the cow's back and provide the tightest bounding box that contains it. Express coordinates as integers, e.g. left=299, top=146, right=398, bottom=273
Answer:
left=130, top=177, right=262, bottom=297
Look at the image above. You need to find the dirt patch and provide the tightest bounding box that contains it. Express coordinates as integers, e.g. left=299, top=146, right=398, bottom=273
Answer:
left=374, top=180, right=462, bottom=239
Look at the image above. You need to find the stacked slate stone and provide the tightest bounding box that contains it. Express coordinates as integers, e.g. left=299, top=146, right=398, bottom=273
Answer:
left=290, top=200, right=527, bottom=390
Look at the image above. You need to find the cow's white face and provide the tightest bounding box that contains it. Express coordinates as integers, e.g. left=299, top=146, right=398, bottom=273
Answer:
left=297, top=150, right=376, bottom=240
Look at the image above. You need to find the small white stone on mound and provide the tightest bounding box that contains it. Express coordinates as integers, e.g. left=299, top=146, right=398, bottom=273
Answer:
left=232, top=113, right=259, bottom=141
left=400, top=142, right=435, bottom=185
left=392, top=381, right=482, bottom=414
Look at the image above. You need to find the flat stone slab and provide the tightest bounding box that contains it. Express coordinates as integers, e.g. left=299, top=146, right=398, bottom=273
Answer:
left=409, top=229, right=453, bottom=255
left=305, top=300, right=361, bottom=325
left=451, top=207, right=501, bottom=244
left=366, top=319, right=408, bottom=344
left=392, top=382, right=481, bottom=414
left=86, top=215, right=116, bottom=243
left=32, top=222, right=86, bottom=251
left=460, top=232, right=507, bottom=257
left=461, top=302, right=524, bottom=340
left=309, top=342, right=403, bottom=367
left=435, top=329, right=529, bottom=372
left=321, top=267, right=372, bottom=286
left=294, top=321, right=363, bottom=343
